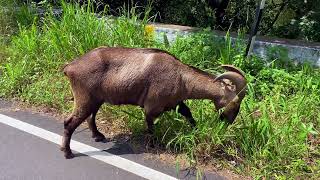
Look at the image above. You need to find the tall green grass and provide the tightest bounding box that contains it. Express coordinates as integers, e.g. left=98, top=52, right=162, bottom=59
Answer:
left=0, top=1, right=319, bottom=179
left=0, top=1, right=151, bottom=109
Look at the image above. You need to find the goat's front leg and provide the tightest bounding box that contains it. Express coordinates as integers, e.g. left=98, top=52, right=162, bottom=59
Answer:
left=144, top=107, right=162, bottom=148
left=145, top=113, right=157, bottom=148
left=177, top=102, right=196, bottom=127
left=145, top=113, right=157, bottom=134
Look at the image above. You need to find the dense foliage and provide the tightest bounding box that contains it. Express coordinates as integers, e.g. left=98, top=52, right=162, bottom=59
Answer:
left=19, top=0, right=320, bottom=42
left=0, top=1, right=320, bottom=179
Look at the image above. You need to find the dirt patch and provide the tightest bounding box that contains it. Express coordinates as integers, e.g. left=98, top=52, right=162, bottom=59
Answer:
left=0, top=99, right=67, bottom=120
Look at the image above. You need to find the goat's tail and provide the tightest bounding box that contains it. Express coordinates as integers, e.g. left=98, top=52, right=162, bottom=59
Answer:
left=61, top=63, right=69, bottom=76
left=62, top=62, right=75, bottom=77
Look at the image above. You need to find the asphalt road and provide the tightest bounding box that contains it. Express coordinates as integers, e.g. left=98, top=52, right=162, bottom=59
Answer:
left=0, top=100, right=225, bottom=180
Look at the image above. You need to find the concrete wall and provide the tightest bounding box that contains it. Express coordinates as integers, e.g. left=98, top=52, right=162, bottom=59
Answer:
left=151, top=23, right=320, bottom=67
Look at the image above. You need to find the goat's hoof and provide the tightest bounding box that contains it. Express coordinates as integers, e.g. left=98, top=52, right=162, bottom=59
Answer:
left=64, top=152, right=75, bottom=159
left=94, top=136, right=106, bottom=142
left=145, top=134, right=155, bottom=148
left=60, top=147, right=74, bottom=159
left=149, top=142, right=155, bottom=148
left=92, top=133, right=106, bottom=142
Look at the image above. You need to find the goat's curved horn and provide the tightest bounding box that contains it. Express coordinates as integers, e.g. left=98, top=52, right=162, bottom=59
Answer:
left=220, top=64, right=246, bottom=78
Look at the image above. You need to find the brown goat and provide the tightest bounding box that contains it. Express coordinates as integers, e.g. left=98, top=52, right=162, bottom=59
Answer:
left=61, top=46, right=247, bottom=159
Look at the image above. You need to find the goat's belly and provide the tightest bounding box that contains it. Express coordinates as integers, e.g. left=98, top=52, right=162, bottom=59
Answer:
left=101, top=86, right=148, bottom=107
left=103, top=96, right=143, bottom=106
left=100, top=72, right=150, bottom=106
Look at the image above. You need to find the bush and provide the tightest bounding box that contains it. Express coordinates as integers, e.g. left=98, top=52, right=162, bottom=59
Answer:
left=18, top=0, right=320, bottom=42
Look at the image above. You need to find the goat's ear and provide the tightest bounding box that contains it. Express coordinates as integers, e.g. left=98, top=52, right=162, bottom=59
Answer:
left=227, top=84, right=236, bottom=92
left=220, top=79, right=236, bottom=92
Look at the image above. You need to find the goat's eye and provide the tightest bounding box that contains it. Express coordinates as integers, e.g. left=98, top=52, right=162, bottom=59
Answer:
left=228, top=84, right=236, bottom=92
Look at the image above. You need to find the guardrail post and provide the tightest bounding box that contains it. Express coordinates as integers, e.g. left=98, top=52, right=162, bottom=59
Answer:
left=245, top=0, right=266, bottom=58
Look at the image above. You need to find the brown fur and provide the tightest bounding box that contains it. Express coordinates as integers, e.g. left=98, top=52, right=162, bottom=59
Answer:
left=60, top=46, right=247, bottom=159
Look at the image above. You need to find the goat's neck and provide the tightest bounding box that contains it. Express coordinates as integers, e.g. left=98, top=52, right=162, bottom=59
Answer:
left=182, top=68, right=221, bottom=100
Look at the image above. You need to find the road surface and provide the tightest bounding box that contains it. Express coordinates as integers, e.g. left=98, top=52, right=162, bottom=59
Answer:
left=0, top=99, right=225, bottom=180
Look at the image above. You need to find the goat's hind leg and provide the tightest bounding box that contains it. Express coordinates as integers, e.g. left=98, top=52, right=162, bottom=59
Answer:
left=60, top=103, right=92, bottom=159
left=86, top=103, right=106, bottom=142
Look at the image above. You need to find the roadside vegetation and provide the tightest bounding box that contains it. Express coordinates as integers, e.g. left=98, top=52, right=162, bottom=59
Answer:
left=0, top=1, right=319, bottom=179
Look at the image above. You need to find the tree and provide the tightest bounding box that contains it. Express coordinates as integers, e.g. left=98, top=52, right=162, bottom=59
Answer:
left=207, top=0, right=230, bottom=26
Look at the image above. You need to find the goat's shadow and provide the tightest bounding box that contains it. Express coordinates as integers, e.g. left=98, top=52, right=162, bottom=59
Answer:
left=103, top=132, right=168, bottom=155
left=73, top=128, right=167, bottom=156
left=72, top=130, right=214, bottom=180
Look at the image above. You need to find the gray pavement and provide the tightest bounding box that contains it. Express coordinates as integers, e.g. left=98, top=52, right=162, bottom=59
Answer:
left=0, top=122, right=141, bottom=180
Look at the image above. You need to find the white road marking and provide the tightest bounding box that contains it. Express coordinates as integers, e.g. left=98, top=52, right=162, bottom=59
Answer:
left=0, top=114, right=178, bottom=180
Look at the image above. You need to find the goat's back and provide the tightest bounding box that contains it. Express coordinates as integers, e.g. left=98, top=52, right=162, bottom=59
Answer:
left=64, top=47, right=186, bottom=106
